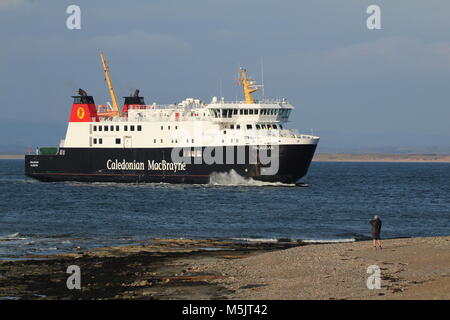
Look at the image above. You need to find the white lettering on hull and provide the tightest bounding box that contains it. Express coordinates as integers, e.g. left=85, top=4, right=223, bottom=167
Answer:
left=106, top=159, right=186, bottom=172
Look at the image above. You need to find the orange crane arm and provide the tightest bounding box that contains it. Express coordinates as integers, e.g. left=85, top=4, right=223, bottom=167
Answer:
left=100, top=52, right=121, bottom=116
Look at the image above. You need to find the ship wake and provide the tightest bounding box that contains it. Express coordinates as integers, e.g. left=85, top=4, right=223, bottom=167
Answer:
left=208, top=170, right=295, bottom=187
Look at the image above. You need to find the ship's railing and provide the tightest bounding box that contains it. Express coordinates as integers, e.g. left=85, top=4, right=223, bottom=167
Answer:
left=208, top=98, right=289, bottom=104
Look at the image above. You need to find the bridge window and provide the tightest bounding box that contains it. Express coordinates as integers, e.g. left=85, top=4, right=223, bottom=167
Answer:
left=240, top=109, right=243, bottom=115
left=255, top=109, right=259, bottom=115
left=233, top=109, right=238, bottom=115
left=244, top=109, right=249, bottom=115
left=249, top=109, right=254, bottom=115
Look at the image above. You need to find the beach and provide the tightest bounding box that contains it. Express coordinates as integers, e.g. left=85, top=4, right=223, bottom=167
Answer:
left=0, top=236, right=449, bottom=300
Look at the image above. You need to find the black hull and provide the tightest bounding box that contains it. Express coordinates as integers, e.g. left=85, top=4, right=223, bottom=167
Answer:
left=25, top=144, right=317, bottom=184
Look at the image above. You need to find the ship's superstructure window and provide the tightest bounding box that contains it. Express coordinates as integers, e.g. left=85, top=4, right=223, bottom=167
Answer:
left=104, top=126, right=108, bottom=131
left=99, top=138, right=103, bottom=144
left=154, top=139, right=156, bottom=143
left=246, top=124, right=252, bottom=129
left=161, top=126, right=163, bottom=130
left=115, top=138, right=121, bottom=144
left=124, top=126, right=128, bottom=131
left=99, top=126, right=102, bottom=132
left=137, top=125, right=142, bottom=131
left=273, top=124, right=278, bottom=129
left=236, top=125, right=241, bottom=129
left=116, top=125, right=119, bottom=131
left=130, top=125, right=135, bottom=131
left=93, top=126, right=97, bottom=132
left=110, top=125, right=114, bottom=131
left=230, top=124, right=234, bottom=129
left=93, top=138, right=97, bottom=144
left=256, top=124, right=261, bottom=129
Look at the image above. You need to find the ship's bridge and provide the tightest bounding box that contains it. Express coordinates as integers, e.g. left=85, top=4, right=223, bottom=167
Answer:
left=207, top=97, right=293, bottom=124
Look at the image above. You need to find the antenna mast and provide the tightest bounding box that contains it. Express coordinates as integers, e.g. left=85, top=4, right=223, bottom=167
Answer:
left=238, top=68, right=259, bottom=104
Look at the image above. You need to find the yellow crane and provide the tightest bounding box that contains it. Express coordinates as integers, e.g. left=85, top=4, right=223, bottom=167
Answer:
left=100, top=52, right=121, bottom=116
left=238, top=68, right=259, bottom=104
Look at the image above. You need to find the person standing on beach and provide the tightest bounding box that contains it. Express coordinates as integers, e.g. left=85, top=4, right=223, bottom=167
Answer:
left=370, top=215, right=382, bottom=249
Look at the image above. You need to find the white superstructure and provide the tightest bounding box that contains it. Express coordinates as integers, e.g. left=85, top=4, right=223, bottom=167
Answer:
left=62, top=97, right=319, bottom=149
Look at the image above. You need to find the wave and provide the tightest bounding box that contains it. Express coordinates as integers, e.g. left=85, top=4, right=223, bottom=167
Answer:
left=209, top=170, right=295, bottom=187
left=301, top=238, right=356, bottom=244
left=0, top=232, right=28, bottom=241
left=231, top=237, right=279, bottom=243
left=231, top=237, right=356, bottom=244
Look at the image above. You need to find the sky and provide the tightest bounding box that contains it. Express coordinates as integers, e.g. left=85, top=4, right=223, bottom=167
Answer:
left=1, top=0, right=450, bottom=153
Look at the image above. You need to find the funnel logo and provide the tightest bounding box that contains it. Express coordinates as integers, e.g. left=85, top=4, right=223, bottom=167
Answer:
left=77, top=107, right=85, bottom=120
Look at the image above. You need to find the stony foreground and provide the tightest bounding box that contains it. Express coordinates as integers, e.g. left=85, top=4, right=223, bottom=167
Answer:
left=0, top=237, right=449, bottom=300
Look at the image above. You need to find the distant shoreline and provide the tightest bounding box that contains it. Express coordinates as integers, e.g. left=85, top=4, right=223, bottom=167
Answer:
left=313, top=153, right=450, bottom=163
left=0, top=155, right=24, bottom=160
left=2, top=153, right=450, bottom=163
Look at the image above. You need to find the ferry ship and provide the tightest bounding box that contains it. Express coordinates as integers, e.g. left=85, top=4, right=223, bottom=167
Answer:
left=25, top=54, right=319, bottom=184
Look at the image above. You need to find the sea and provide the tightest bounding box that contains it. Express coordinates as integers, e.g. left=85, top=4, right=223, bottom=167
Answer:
left=0, top=160, right=449, bottom=259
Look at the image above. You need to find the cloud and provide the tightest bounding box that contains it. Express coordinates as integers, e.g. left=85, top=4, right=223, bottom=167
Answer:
left=1, top=30, right=192, bottom=57
left=0, top=0, right=24, bottom=10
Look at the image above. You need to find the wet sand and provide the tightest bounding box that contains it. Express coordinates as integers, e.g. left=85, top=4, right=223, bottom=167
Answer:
left=0, top=237, right=449, bottom=300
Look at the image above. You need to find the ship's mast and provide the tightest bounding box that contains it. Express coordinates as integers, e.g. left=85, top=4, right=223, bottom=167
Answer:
left=100, top=52, right=121, bottom=116
left=238, top=68, right=259, bottom=104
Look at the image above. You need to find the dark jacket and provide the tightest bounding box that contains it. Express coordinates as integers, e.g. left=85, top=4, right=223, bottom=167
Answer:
left=370, top=218, right=382, bottom=239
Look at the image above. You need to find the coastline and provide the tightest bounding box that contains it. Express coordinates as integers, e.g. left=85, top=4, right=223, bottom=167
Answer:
left=0, top=155, right=24, bottom=160
left=313, top=153, right=450, bottom=163
left=1, top=236, right=449, bottom=300
left=3, top=154, right=450, bottom=163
